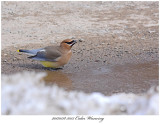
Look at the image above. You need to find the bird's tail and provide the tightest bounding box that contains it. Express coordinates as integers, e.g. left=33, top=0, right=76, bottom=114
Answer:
left=17, top=48, right=43, bottom=55
left=17, top=49, right=36, bottom=55
left=17, top=49, right=25, bottom=52
left=17, top=49, right=30, bottom=53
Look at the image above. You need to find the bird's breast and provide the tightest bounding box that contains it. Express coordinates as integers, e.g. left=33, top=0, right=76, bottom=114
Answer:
left=58, top=50, right=72, bottom=65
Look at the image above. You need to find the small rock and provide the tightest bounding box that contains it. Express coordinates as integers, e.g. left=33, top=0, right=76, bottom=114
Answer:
left=112, top=35, right=115, bottom=38
left=13, top=58, right=17, bottom=61
left=141, top=37, right=145, bottom=40
left=14, top=45, right=17, bottom=48
left=79, top=39, right=84, bottom=42
left=71, top=37, right=76, bottom=39
left=95, top=60, right=100, bottom=62
left=148, top=30, right=155, bottom=33
left=101, top=43, right=105, bottom=45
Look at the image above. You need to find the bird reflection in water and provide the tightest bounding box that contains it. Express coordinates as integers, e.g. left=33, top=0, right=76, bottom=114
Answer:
left=43, top=70, right=72, bottom=91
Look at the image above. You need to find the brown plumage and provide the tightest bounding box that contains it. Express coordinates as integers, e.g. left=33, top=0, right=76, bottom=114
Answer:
left=17, top=39, right=77, bottom=68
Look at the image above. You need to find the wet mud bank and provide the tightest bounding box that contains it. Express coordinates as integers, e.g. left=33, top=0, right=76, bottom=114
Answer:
left=44, top=61, right=158, bottom=95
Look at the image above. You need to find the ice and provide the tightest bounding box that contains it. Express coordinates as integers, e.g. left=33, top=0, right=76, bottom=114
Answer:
left=1, top=71, right=159, bottom=115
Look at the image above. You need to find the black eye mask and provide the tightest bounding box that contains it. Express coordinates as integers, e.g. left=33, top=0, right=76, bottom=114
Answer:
left=65, top=40, right=76, bottom=45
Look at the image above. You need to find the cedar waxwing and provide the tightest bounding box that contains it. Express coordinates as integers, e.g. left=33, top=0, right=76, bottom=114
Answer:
left=17, top=39, right=77, bottom=68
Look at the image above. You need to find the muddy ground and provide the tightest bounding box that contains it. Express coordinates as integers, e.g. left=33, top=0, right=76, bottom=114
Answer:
left=1, top=1, right=159, bottom=95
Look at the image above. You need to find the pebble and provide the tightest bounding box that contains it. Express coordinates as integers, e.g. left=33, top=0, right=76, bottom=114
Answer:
left=148, top=30, right=155, bottom=33
left=101, top=43, right=105, bottom=45
left=14, top=45, right=17, bottom=48
left=79, top=39, right=84, bottom=42
left=116, top=54, right=120, bottom=56
left=71, top=37, right=76, bottom=39
left=13, top=58, right=17, bottom=61
left=95, top=60, right=100, bottom=62
left=112, top=35, right=115, bottom=38
left=141, top=37, right=145, bottom=40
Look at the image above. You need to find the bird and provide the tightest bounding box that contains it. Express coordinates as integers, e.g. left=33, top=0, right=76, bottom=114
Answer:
left=17, top=39, right=77, bottom=68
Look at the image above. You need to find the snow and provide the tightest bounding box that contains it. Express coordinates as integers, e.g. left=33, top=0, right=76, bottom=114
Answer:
left=1, top=71, right=159, bottom=115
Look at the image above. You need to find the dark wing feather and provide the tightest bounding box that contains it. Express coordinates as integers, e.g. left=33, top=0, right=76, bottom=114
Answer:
left=28, top=46, right=62, bottom=62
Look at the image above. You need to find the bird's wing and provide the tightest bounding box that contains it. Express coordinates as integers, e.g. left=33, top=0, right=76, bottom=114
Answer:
left=28, top=46, right=62, bottom=62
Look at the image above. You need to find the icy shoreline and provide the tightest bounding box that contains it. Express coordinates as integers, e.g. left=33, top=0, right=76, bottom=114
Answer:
left=1, top=71, right=159, bottom=115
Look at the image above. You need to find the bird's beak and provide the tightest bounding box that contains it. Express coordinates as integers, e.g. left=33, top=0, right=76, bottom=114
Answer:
left=71, top=40, right=77, bottom=47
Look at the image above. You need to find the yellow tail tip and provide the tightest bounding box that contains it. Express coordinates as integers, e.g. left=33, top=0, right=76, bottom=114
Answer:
left=17, top=49, right=20, bottom=52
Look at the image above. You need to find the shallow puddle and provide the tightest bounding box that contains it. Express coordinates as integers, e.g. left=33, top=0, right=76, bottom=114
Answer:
left=43, top=61, right=158, bottom=95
